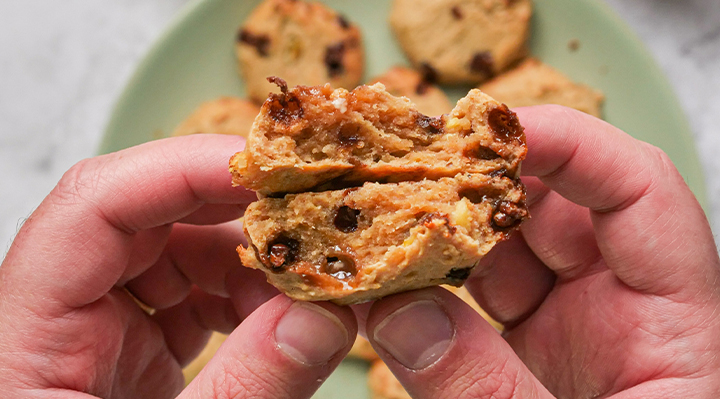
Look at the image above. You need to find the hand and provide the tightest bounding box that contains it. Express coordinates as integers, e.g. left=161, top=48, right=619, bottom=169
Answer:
left=0, top=135, right=357, bottom=399
left=362, top=106, right=720, bottom=398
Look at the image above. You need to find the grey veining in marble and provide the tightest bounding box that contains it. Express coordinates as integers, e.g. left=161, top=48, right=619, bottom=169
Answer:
left=0, top=0, right=719, bottom=257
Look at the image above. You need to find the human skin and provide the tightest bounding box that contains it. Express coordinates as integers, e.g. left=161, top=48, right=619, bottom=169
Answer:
left=1, top=106, right=719, bottom=398
left=364, top=106, right=720, bottom=398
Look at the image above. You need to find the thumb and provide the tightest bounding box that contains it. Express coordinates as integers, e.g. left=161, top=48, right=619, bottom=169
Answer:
left=179, top=295, right=357, bottom=399
left=366, top=287, right=553, bottom=399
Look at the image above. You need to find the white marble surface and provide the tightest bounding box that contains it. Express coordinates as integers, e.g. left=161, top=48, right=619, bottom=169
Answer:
left=1, top=0, right=719, bottom=258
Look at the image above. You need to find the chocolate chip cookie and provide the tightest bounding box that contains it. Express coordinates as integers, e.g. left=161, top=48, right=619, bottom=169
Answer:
left=173, top=97, right=260, bottom=137
left=239, top=174, right=526, bottom=305
left=230, top=79, right=526, bottom=197
left=479, top=58, right=605, bottom=118
left=389, top=0, right=532, bottom=85
left=236, top=0, right=364, bottom=104
left=232, top=80, right=527, bottom=305
left=370, top=66, right=453, bottom=116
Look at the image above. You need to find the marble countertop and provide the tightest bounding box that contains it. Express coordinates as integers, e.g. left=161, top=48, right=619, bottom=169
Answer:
left=1, top=0, right=719, bottom=257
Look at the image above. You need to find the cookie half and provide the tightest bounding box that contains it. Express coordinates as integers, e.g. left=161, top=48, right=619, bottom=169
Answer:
left=239, top=174, right=527, bottom=305
left=389, top=0, right=532, bottom=84
left=479, top=58, right=605, bottom=118
left=173, top=97, right=260, bottom=138
left=230, top=80, right=526, bottom=197
left=236, top=0, right=364, bottom=104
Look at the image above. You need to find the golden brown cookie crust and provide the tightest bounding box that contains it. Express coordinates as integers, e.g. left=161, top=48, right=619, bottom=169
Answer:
left=237, top=0, right=364, bottom=104
left=479, top=58, right=605, bottom=118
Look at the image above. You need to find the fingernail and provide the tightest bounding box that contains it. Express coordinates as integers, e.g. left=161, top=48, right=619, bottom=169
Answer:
left=275, top=302, right=348, bottom=366
left=373, top=300, right=454, bottom=370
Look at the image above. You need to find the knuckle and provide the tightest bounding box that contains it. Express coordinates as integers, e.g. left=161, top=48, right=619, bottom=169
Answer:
left=208, top=359, right=293, bottom=399
left=441, top=357, right=527, bottom=399
left=52, top=157, right=107, bottom=206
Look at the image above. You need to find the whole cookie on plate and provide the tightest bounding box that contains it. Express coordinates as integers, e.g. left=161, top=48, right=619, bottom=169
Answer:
left=236, top=0, right=364, bottom=104
left=370, top=66, right=453, bottom=116
left=389, top=0, right=532, bottom=85
left=173, top=97, right=260, bottom=137
left=479, top=58, right=605, bottom=118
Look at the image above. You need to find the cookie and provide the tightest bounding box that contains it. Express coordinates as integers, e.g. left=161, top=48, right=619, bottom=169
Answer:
left=238, top=174, right=527, bottom=305
left=173, top=97, right=260, bottom=137
left=479, top=58, right=605, bottom=118
left=370, top=66, right=453, bottom=116
left=236, top=0, right=364, bottom=104
left=230, top=79, right=526, bottom=197
left=368, top=360, right=411, bottom=399
left=389, top=0, right=532, bottom=85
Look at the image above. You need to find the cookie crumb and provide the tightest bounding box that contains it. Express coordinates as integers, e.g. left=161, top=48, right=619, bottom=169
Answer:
left=267, top=76, right=289, bottom=93
left=568, top=38, right=581, bottom=52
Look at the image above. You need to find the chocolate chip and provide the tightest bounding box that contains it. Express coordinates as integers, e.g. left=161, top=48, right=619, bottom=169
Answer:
left=415, top=81, right=430, bottom=95
left=469, top=51, right=494, bottom=77
left=446, top=267, right=472, bottom=281
left=238, top=29, right=270, bottom=57
left=489, top=168, right=508, bottom=178
left=458, top=188, right=486, bottom=205
left=325, top=255, right=356, bottom=280
left=334, top=206, right=360, bottom=233
left=337, top=14, right=350, bottom=29
left=488, top=105, right=524, bottom=143
left=324, top=42, right=346, bottom=78
left=338, top=124, right=361, bottom=148
left=267, top=76, right=288, bottom=93
left=266, top=235, right=300, bottom=271
left=492, top=201, right=528, bottom=230
left=417, top=114, right=444, bottom=134
left=266, top=77, right=303, bottom=124
left=451, top=6, right=463, bottom=20
left=419, top=62, right=439, bottom=84
left=466, top=145, right=501, bottom=160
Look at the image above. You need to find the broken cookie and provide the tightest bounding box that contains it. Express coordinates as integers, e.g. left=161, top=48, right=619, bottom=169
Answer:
left=239, top=175, right=526, bottom=305
left=231, top=79, right=526, bottom=197
left=231, top=79, right=528, bottom=305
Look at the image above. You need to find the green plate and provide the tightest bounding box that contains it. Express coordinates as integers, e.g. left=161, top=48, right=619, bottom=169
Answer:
left=101, top=0, right=708, bottom=396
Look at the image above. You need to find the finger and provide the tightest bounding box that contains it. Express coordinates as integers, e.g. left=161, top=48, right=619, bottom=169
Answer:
left=0, top=134, right=254, bottom=315
left=520, top=175, right=604, bottom=279
left=366, top=287, right=552, bottom=399
left=516, top=105, right=719, bottom=299
left=124, top=221, right=265, bottom=309
left=180, top=295, right=357, bottom=399
left=176, top=203, right=247, bottom=225
left=153, top=287, right=242, bottom=367
left=465, top=233, right=555, bottom=327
